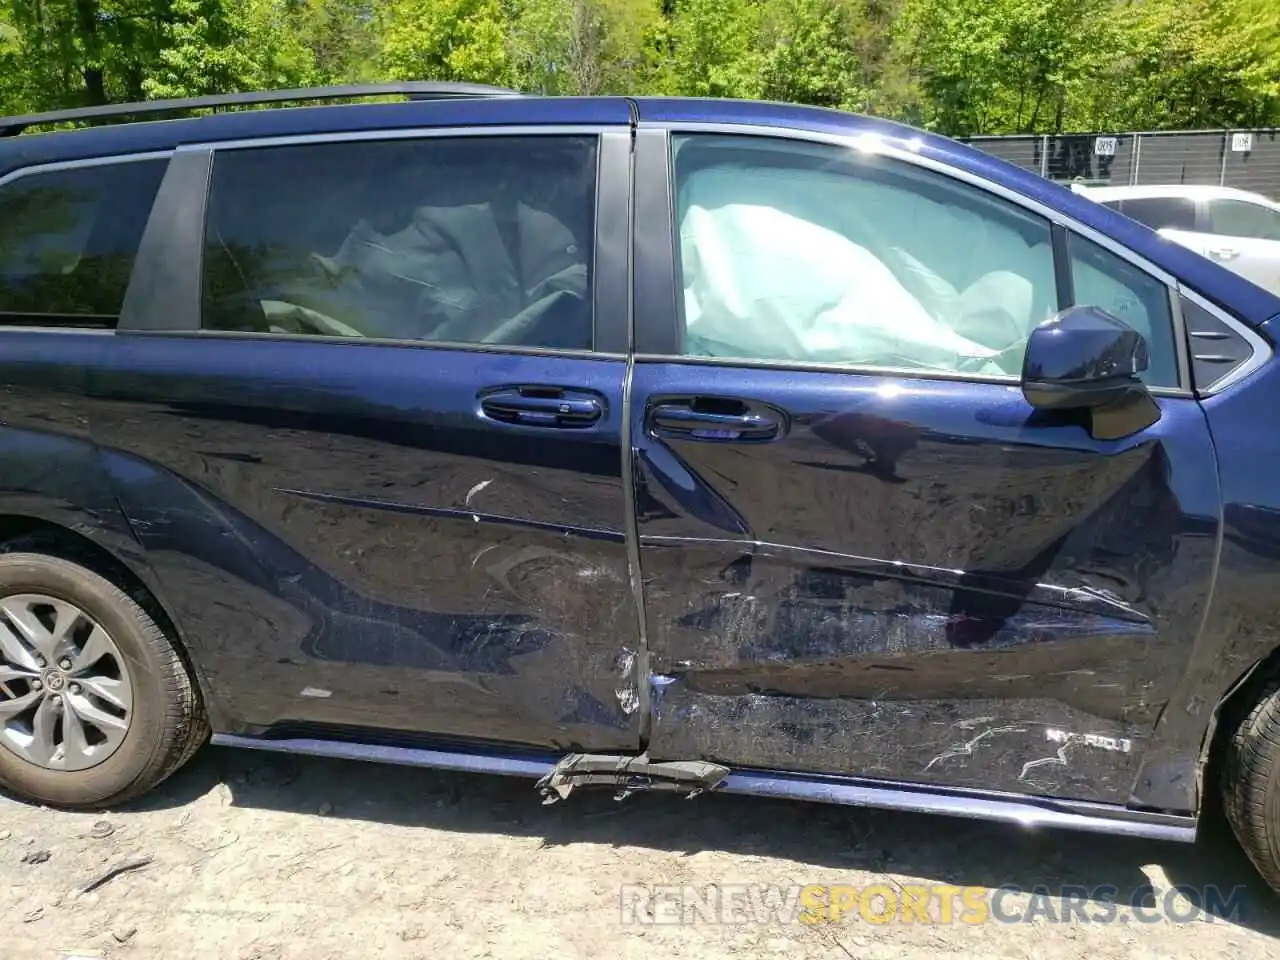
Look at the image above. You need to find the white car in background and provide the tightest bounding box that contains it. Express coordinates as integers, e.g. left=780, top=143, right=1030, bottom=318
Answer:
left=1070, top=183, right=1280, bottom=296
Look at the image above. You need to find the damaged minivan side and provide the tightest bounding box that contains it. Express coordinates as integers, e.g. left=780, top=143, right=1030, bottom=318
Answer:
left=7, top=85, right=1280, bottom=896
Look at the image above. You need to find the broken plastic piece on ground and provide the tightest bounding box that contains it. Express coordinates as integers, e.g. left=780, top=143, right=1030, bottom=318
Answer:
left=535, top=752, right=731, bottom=805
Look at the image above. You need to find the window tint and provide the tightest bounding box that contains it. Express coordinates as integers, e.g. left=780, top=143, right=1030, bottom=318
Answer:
left=670, top=134, right=1057, bottom=377
left=202, top=136, right=597, bottom=350
left=1207, top=199, right=1280, bottom=241
left=1068, top=234, right=1178, bottom=387
left=1116, top=196, right=1197, bottom=232
left=0, top=159, right=166, bottom=326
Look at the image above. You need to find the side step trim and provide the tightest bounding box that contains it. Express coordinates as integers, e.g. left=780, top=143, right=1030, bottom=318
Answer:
left=211, top=734, right=1196, bottom=843
left=212, top=733, right=554, bottom=778
left=719, top=770, right=1196, bottom=843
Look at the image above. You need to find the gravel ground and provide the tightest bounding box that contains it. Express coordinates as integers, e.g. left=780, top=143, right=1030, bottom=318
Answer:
left=4, top=745, right=1280, bottom=960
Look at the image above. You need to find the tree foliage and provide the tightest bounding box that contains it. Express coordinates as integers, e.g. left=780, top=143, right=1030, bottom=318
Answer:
left=895, top=0, right=1280, bottom=133
left=509, top=0, right=664, bottom=95
left=0, top=0, right=1277, bottom=134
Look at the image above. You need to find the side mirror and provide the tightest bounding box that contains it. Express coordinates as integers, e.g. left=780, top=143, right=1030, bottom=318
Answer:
left=1022, top=306, right=1160, bottom=440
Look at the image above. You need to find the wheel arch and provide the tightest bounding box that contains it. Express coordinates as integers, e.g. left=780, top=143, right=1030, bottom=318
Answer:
left=0, top=511, right=215, bottom=718
left=1196, top=645, right=1280, bottom=815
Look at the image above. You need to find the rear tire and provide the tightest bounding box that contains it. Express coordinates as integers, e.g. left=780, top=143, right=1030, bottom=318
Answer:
left=0, top=552, right=208, bottom=808
left=1220, top=670, right=1280, bottom=894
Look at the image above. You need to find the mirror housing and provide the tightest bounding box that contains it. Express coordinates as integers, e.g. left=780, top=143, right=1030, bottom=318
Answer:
left=1021, top=306, right=1160, bottom=440
left=1022, top=306, right=1149, bottom=409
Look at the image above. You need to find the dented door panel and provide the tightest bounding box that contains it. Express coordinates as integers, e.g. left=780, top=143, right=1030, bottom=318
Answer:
left=632, top=362, right=1220, bottom=804
left=89, top=340, right=643, bottom=750
left=79, top=120, right=644, bottom=752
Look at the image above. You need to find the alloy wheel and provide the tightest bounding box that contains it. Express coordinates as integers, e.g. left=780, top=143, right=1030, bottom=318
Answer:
left=0, top=593, right=134, bottom=771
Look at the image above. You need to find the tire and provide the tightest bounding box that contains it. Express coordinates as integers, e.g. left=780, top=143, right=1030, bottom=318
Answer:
left=1221, top=669, right=1280, bottom=894
left=0, top=552, right=208, bottom=808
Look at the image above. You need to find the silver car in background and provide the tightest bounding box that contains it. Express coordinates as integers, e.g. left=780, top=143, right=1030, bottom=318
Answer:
left=1072, top=183, right=1280, bottom=296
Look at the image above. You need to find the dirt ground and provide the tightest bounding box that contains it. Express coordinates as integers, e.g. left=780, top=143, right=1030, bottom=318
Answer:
left=4, top=745, right=1280, bottom=960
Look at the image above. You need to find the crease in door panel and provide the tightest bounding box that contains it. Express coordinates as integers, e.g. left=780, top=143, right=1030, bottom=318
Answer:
left=620, top=118, right=652, bottom=745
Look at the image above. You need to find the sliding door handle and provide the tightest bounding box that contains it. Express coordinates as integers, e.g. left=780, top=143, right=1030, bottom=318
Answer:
left=480, top=387, right=603, bottom=428
left=650, top=402, right=782, bottom=441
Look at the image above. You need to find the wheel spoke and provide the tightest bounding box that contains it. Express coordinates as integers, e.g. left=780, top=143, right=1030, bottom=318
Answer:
left=0, top=663, right=38, bottom=684
left=0, top=598, right=58, bottom=661
left=70, top=625, right=114, bottom=675
left=69, top=690, right=128, bottom=755
left=76, top=674, right=131, bottom=712
left=0, top=618, right=41, bottom=673
left=61, top=697, right=92, bottom=766
left=65, top=689, right=128, bottom=732
left=0, top=688, right=40, bottom=718
left=28, top=695, right=59, bottom=766
left=47, top=599, right=84, bottom=661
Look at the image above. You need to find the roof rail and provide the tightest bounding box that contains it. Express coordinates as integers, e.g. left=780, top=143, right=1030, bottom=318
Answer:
left=0, top=82, right=525, bottom=138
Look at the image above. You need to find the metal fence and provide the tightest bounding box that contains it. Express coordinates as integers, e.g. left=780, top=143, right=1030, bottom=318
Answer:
left=960, top=130, right=1280, bottom=199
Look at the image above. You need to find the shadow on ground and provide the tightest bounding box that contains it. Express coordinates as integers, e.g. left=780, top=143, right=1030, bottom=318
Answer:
left=116, top=744, right=1280, bottom=940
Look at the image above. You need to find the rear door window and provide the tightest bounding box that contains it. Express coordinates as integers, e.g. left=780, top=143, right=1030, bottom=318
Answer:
left=0, top=159, right=167, bottom=327
left=1115, top=197, right=1197, bottom=232
left=1206, top=199, right=1280, bottom=241
left=201, top=135, right=598, bottom=350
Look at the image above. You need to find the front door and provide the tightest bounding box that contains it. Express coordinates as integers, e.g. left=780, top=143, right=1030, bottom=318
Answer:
left=88, top=118, right=644, bottom=752
left=629, top=126, right=1221, bottom=805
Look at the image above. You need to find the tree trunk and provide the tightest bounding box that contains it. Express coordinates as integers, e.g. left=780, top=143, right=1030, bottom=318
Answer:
left=75, top=0, right=107, bottom=105
left=81, top=67, right=106, bottom=105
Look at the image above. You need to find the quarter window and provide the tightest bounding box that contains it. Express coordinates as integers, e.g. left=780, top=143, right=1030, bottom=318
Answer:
left=1067, top=234, right=1179, bottom=387
left=201, top=136, right=598, bottom=350
left=671, top=134, right=1058, bottom=377
left=1206, top=199, right=1280, bottom=241
left=0, top=159, right=166, bottom=326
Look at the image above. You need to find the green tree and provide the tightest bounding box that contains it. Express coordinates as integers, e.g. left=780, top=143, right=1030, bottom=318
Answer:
left=1112, top=0, right=1280, bottom=129
left=759, top=0, right=868, bottom=111
left=0, top=16, right=27, bottom=113
left=0, top=0, right=314, bottom=110
left=510, top=0, right=662, bottom=95
left=2, top=0, right=146, bottom=108
left=379, top=0, right=513, bottom=86
left=895, top=0, right=1115, bottom=134
left=665, top=0, right=763, bottom=99
left=145, top=0, right=315, bottom=98
left=2, top=0, right=1279, bottom=134
left=292, top=0, right=380, bottom=83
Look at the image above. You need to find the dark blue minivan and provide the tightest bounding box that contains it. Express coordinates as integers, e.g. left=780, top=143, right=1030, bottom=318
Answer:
left=4, top=84, right=1280, bottom=893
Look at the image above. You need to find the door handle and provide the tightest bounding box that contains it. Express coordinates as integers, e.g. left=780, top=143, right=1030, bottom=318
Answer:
left=480, top=387, right=603, bottom=428
left=1210, top=247, right=1240, bottom=260
left=649, top=401, right=782, bottom=442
